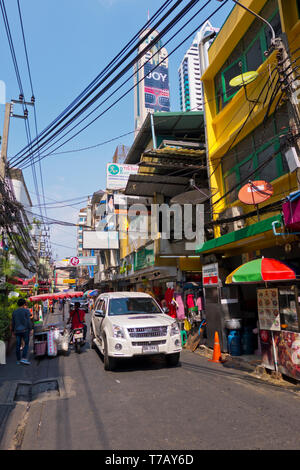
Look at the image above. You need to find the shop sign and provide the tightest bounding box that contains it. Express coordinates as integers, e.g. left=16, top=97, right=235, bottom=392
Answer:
left=257, top=288, right=280, bottom=331
left=63, top=279, right=76, bottom=284
left=106, top=163, right=139, bottom=190
left=259, top=330, right=276, bottom=370
left=134, top=243, right=155, bottom=271
left=202, top=263, right=219, bottom=285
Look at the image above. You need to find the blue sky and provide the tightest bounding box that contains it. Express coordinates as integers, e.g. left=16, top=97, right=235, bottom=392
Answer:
left=0, top=0, right=233, bottom=260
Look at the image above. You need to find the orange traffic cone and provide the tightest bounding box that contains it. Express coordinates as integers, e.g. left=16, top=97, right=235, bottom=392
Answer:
left=209, top=331, right=224, bottom=364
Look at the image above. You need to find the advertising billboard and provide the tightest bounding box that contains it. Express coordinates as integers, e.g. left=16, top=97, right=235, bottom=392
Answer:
left=144, top=63, right=170, bottom=112
left=106, top=163, right=139, bottom=190
left=83, top=231, right=119, bottom=249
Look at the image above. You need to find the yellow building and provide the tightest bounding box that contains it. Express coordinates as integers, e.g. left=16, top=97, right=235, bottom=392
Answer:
left=197, top=0, right=300, bottom=259
left=194, top=0, right=300, bottom=353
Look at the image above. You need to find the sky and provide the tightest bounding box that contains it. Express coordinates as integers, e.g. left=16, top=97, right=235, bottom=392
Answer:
left=0, top=0, right=233, bottom=261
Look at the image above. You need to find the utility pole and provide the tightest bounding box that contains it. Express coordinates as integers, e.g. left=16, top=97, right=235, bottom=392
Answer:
left=275, top=35, right=300, bottom=187
left=0, top=102, right=12, bottom=181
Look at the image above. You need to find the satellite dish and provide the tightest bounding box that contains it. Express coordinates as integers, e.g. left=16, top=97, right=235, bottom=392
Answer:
left=238, top=180, right=273, bottom=206
left=229, top=71, right=259, bottom=88
left=170, top=189, right=211, bottom=205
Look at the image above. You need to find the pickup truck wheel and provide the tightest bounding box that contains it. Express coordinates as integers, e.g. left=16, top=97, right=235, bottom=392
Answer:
left=103, top=337, right=116, bottom=371
left=90, top=325, right=96, bottom=350
left=166, top=352, right=180, bottom=367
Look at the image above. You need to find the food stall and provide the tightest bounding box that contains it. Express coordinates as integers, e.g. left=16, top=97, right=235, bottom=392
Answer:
left=29, top=291, right=84, bottom=357
left=226, top=258, right=300, bottom=380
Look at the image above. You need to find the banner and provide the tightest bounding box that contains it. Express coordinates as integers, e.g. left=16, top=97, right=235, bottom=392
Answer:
left=144, top=63, right=170, bottom=112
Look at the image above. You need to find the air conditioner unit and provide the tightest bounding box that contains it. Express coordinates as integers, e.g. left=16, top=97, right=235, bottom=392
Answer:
left=219, top=206, right=245, bottom=235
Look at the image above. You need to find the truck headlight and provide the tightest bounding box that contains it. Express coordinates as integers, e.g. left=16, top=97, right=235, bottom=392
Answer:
left=170, top=322, right=180, bottom=336
left=112, top=325, right=125, bottom=339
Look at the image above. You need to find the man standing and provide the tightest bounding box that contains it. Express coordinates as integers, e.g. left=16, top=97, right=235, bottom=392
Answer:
left=12, top=298, right=32, bottom=365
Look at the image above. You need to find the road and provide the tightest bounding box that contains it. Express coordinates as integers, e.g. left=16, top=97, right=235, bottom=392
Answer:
left=1, top=307, right=300, bottom=450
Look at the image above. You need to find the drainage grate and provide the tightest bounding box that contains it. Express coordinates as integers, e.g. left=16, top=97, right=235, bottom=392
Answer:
left=14, top=380, right=59, bottom=402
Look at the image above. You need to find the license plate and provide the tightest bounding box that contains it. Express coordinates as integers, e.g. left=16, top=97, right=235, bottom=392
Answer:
left=142, top=345, right=159, bottom=354
left=74, top=333, right=83, bottom=339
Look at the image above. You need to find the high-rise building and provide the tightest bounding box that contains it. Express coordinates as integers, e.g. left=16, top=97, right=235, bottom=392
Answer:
left=178, top=21, right=219, bottom=112
left=134, top=29, right=170, bottom=133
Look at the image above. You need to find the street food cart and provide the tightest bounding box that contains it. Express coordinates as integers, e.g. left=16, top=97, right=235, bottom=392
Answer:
left=226, top=258, right=300, bottom=380
left=29, top=291, right=84, bottom=357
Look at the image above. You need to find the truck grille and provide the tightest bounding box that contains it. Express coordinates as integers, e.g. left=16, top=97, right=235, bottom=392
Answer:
left=132, top=340, right=167, bottom=347
left=127, top=326, right=168, bottom=338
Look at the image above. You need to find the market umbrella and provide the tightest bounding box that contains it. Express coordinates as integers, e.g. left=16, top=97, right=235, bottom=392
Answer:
left=83, top=290, right=92, bottom=297
left=226, top=258, right=299, bottom=284
left=87, top=289, right=98, bottom=297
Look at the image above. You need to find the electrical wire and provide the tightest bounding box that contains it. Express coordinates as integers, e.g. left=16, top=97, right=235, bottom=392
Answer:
left=10, top=0, right=192, bottom=164
left=18, top=0, right=228, bottom=170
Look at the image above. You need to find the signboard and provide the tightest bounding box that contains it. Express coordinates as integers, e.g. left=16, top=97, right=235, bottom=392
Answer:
left=134, top=243, right=155, bottom=271
left=77, top=256, right=97, bottom=266
left=106, top=163, right=139, bottom=190
left=63, top=279, right=76, bottom=284
left=257, top=288, right=280, bottom=331
left=202, top=263, right=219, bottom=285
left=83, top=231, right=119, bottom=249
left=70, top=257, right=79, bottom=266
left=144, top=63, right=170, bottom=112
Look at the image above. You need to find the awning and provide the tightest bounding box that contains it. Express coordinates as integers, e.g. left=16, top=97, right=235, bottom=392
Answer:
left=196, top=214, right=283, bottom=255
left=124, top=174, right=190, bottom=197
left=125, top=112, right=205, bottom=164
left=226, top=258, right=300, bottom=284
left=29, top=291, right=83, bottom=302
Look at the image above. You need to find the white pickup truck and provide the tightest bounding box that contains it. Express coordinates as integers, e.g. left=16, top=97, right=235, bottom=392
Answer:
left=90, top=292, right=182, bottom=371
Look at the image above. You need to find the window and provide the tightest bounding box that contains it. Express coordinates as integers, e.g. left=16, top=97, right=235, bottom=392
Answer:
left=215, top=4, right=282, bottom=112
left=222, top=59, right=245, bottom=103
left=222, top=111, right=290, bottom=205
left=108, top=297, right=161, bottom=316
left=256, top=144, right=278, bottom=181
left=245, top=37, right=263, bottom=71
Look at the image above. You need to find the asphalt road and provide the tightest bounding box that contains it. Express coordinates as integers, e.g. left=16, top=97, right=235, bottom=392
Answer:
left=2, top=308, right=300, bottom=450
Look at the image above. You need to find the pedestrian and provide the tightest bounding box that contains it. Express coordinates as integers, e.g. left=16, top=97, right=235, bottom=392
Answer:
left=11, top=298, right=32, bottom=365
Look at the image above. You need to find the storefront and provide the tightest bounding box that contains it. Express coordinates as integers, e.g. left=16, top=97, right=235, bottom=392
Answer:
left=226, top=257, right=300, bottom=381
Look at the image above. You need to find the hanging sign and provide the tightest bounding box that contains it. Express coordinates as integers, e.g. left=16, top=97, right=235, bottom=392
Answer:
left=257, top=288, right=280, bottom=331
left=202, top=263, right=219, bottom=285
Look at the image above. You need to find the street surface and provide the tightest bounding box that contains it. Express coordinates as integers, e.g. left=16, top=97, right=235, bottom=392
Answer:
left=1, top=306, right=300, bottom=450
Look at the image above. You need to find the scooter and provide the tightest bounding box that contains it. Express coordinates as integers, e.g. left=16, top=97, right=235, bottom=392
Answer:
left=70, top=327, right=85, bottom=354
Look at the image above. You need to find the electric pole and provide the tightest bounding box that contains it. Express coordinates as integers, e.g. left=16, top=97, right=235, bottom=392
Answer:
left=0, top=102, right=12, bottom=181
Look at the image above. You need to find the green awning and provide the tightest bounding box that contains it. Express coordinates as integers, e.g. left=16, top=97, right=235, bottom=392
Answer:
left=196, top=214, right=283, bottom=254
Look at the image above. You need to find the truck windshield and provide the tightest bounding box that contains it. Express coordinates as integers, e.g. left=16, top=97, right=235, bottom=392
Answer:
left=108, top=298, right=162, bottom=316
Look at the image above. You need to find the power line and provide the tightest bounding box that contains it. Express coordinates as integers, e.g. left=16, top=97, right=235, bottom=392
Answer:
left=9, top=0, right=189, bottom=165
left=17, top=0, right=228, bottom=170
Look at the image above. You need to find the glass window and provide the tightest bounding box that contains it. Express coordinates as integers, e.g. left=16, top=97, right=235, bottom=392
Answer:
left=279, top=287, right=300, bottom=333
left=222, top=60, right=243, bottom=102
left=245, top=37, right=263, bottom=71
left=256, top=144, right=278, bottom=181
left=224, top=172, right=238, bottom=204
left=239, top=158, right=254, bottom=184
left=108, top=297, right=162, bottom=316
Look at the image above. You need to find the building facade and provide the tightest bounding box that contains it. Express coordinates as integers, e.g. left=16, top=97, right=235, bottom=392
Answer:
left=178, top=21, right=218, bottom=112
left=134, top=28, right=170, bottom=133
left=197, top=0, right=300, bottom=353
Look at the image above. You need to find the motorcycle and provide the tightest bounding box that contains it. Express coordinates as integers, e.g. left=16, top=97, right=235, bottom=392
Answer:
left=70, top=326, right=85, bottom=354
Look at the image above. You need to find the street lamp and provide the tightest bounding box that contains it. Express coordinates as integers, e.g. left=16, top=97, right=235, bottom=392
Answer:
left=217, top=0, right=276, bottom=47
